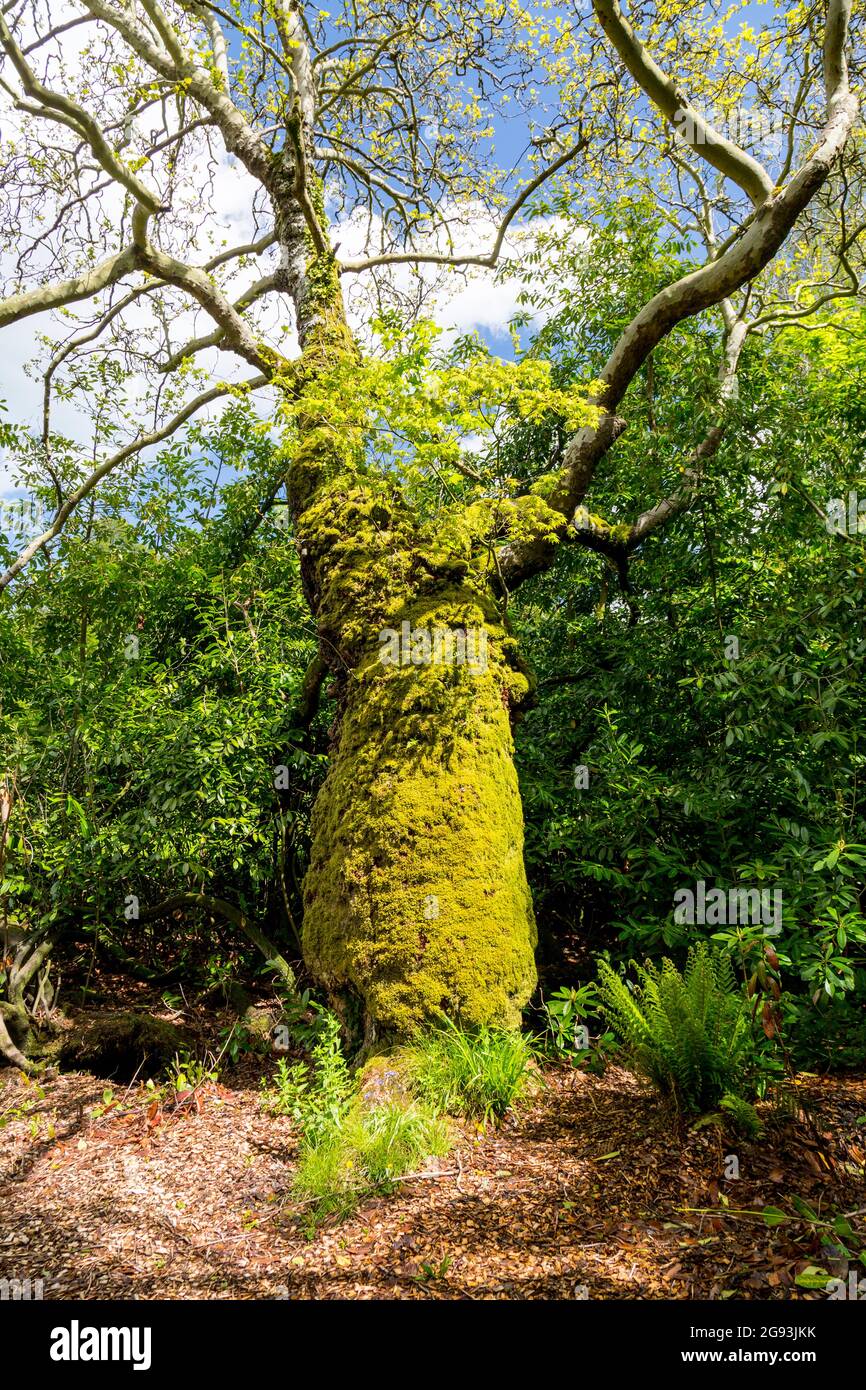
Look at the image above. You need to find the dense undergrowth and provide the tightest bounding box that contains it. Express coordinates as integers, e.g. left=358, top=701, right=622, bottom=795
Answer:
left=2, top=211, right=865, bottom=1093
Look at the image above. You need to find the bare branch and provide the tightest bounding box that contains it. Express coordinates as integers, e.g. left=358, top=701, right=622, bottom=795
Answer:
left=159, top=273, right=279, bottom=372
left=41, top=233, right=278, bottom=445
left=500, top=1, right=857, bottom=588
left=338, top=138, right=588, bottom=275
left=591, top=0, right=774, bottom=208
left=133, top=213, right=281, bottom=375
left=197, top=3, right=229, bottom=86
left=82, top=0, right=275, bottom=186
left=626, top=318, right=747, bottom=546
left=0, top=11, right=162, bottom=212
left=0, top=245, right=138, bottom=328
left=551, top=9, right=856, bottom=518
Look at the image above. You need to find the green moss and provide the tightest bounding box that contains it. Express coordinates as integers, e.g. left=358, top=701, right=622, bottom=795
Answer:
left=300, top=480, right=537, bottom=1043
left=278, top=148, right=359, bottom=509
left=572, top=506, right=633, bottom=549
left=281, top=224, right=552, bottom=1037
left=58, top=1011, right=189, bottom=1080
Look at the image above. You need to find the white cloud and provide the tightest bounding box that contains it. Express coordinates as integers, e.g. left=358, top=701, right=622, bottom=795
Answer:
left=335, top=202, right=581, bottom=352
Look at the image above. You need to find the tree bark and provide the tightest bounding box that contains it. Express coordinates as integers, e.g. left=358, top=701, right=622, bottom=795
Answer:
left=298, top=483, right=537, bottom=1045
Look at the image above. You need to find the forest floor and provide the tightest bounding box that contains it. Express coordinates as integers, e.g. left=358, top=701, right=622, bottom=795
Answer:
left=2, top=998, right=865, bottom=1300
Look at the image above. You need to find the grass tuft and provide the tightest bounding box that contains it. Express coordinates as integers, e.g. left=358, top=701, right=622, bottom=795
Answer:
left=406, top=1016, right=537, bottom=1124
left=292, top=1100, right=451, bottom=1227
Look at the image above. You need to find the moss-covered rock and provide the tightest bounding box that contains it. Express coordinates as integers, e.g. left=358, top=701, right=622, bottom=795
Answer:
left=241, top=1003, right=280, bottom=1049
left=357, top=1054, right=413, bottom=1110
left=58, top=1012, right=189, bottom=1080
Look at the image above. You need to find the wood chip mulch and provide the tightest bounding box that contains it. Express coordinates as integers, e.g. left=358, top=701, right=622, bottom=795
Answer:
left=1, top=1062, right=864, bottom=1300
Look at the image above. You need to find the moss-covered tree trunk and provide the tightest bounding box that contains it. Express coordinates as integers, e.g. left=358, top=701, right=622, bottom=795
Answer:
left=298, top=483, right=538, bottom=1046
left=279, top=226, right=538, bottom=1045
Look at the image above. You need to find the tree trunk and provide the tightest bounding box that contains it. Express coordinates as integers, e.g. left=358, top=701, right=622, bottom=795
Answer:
left=299, top=483, right=537, bottom=1045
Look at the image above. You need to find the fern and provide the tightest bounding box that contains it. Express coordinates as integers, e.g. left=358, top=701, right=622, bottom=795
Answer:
left=597, top=944, right=756, bottom=1113
left=720, top=1092, right=762, bottom=1138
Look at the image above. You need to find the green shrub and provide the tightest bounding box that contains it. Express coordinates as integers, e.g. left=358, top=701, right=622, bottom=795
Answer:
left=541, top=983, right=598, bottom=1056
left=167, top=1050, right=220, bottom=1092
left=407, top=1016, right=536, bottom=1123
left=785, top=987, right=866, bottom=1071
left=597, top=944, right=756, bottom=1114
left=261, top=1009, right=352, bottom=1144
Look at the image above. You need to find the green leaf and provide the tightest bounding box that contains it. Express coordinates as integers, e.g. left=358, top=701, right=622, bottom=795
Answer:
left=794, top=1265, right=831, bottom=1290
left=762, top=1206, right=788, bottom=1227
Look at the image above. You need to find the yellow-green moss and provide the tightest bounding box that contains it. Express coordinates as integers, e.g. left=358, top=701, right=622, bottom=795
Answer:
left=300, top=482, right=537, bottom=1043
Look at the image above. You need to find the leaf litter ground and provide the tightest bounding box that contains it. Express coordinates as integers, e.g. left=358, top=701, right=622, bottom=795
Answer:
left=2, top=1057, right=864, bottom=1300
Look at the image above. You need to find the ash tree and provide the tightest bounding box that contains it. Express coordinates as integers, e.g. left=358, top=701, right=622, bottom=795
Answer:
left=0, top=0, right=860, bottom=1053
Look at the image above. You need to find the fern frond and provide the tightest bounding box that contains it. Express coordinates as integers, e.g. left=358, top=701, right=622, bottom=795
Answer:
left=598, top=944, right=757, bottom=1113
